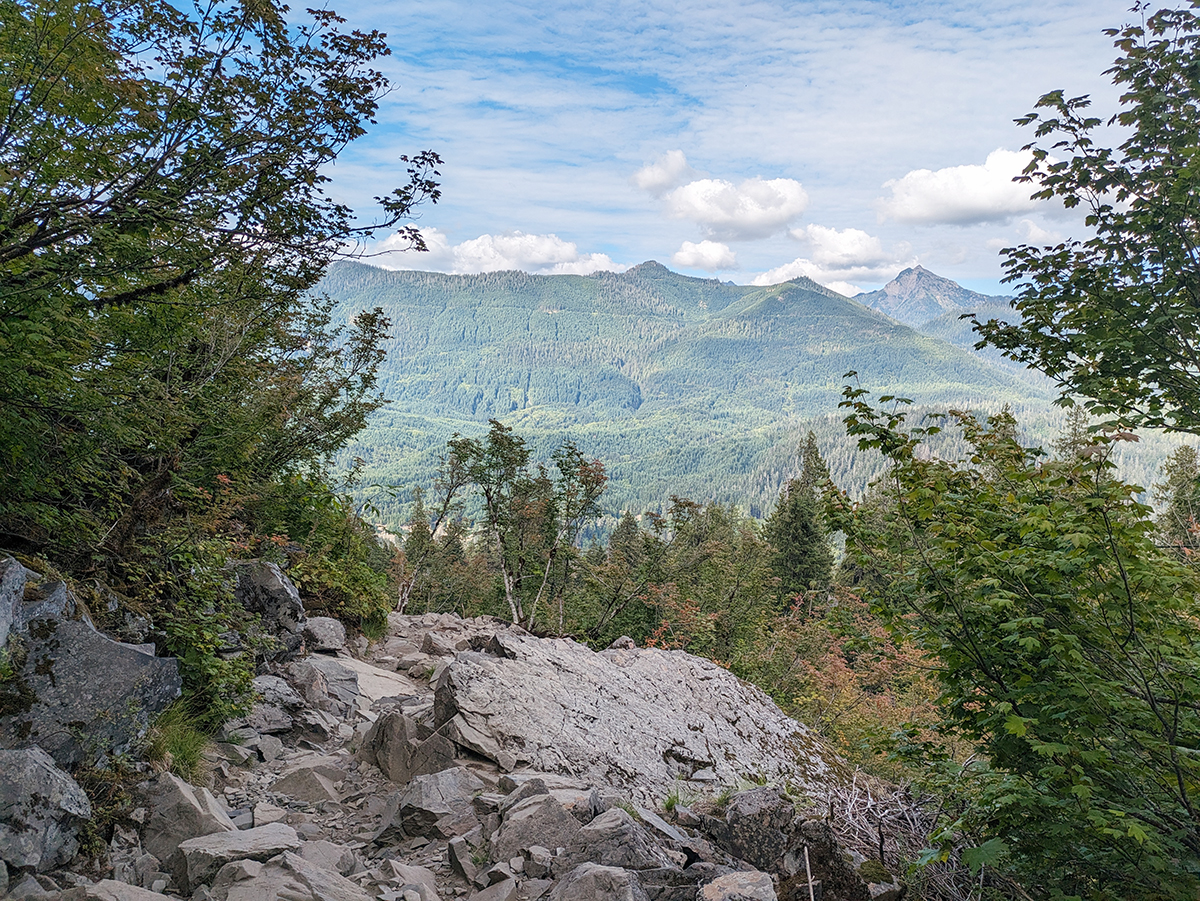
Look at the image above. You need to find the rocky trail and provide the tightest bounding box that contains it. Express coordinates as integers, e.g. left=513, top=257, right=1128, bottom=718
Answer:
left=0, top=557, right=905, bottom=901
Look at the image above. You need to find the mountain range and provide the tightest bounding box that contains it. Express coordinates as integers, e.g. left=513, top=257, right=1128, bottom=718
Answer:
left=322, top=262, right=1067, bottom=525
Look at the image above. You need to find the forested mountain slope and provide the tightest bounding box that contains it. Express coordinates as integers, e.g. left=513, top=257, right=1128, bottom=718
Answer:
left=322, top=261, right=1053, bottom=523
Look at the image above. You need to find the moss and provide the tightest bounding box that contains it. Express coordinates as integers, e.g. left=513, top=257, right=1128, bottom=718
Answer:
left=857, top=858, right=894, bottom=884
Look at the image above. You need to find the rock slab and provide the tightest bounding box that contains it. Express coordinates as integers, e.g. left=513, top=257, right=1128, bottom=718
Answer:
left=0, top=747, right=92, bottom=872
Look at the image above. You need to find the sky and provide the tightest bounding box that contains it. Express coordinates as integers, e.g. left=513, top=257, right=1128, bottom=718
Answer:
left=328, top=0, right=1134, bottom=295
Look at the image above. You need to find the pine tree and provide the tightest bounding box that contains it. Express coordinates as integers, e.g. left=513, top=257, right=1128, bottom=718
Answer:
left=765, top=433, right=833, bottom=604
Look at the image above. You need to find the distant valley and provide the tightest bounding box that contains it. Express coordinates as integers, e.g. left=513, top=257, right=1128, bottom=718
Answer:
left=323, top=262, right=1170, bottom=526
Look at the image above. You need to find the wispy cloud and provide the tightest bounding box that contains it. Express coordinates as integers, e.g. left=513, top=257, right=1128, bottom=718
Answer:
left=633, top=150, right=698, bottom=196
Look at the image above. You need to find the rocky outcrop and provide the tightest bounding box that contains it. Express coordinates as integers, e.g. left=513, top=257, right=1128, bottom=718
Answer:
left=0, top=558, right=182, bottom=768
left=431, top=627, right=843, bottom=804
left=4, top=610, right=902, bottom=901
left=0, top=747, right=92, bottom=873
left=226, top=561, right=307, bottom=659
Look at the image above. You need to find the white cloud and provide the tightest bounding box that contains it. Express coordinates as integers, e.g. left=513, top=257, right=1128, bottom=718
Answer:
left=1018, top=218, right=1062, bottom=244
left=662, top=176, right=809, bottom=240
left=632, top=150, right=698, bottom=197
left=751, top=224, right=915, bottom=293
left=877, top=149, right=1041, bottom=225
left=671, top=240, right=737, bottom=271
left=371, top=228, right=625, bottom=276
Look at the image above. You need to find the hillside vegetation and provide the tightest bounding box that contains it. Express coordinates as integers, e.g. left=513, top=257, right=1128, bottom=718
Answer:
left=321, top=261, right=1053, bottom=521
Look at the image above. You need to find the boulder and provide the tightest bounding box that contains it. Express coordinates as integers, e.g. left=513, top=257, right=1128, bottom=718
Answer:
left=376, top=767, right=483, bottom=841
left=698, top=871, right=778, bottom=901
left=226, top=561, right=307, bottom=659
left=0, top=747, right=91, bottom=872
left=141, top=772, right=236, bottom=883
left=432, top=631, right=845, bottom=804
left=209, top=852, right=372, bottom=901
left=60, top=880, right=175, bottom=901
left=557, top=808, right=674, bottom=873
left=357, top=709, right=457, bottom=784
left=0, top=555, right=29, bottom=649
left=719, top=787, right=795, bottom=871
left=177, top=822, right=301, bottom=891
left=296, top=840, right=358, bottom=876
left=491, top=796, right=582, bottom=863
left=270, top=768, right=341, bottom=804
left=303, top=617, right=347, bottom=654
left=470, top=881, right=518, bottom=901
left=376, top=861, right=441, bottom=901
left=547, top=863, right=651, bottom=901
left=0, top=616, right=181, bottom=767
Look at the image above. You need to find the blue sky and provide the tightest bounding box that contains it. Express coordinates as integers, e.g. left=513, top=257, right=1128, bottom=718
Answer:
left=329, top=0, right=1132, bottom=294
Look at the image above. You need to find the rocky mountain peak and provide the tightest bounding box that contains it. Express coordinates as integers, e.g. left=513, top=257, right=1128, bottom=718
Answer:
left=857, top=265, right=1012, bottom=328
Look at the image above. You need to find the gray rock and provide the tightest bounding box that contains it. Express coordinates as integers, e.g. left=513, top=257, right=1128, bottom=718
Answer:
left=558, top=808, right=674, bottom=873
left=377, top=767, right=484, bottom=841
left=60, top=880, right=177, bottom=901
left=720, top=787, right=794, bottom=871
left=254, top=674, right=306, bottom=709
left=12, top=578, right=74, bottom=632
left=141, top=772, right=236, bottom=884
left=226, top=561, right=307, bottom=659
left=177, top=822, right=301, bottom=891
left=433, top=631, right=844, bottom=805
left=270, top=768, right=341, bottom=804
left=470, top=880, right=518, bottom=901
left=0, top=747, right=91, bottom=872
left=697, top=871, right=778, bottom=901
left=357, top=709, right=457, bottom=784
left=448, top=834, right=481, bottom=882
left=303, top=656, right=361, bottom=709
left=0, top=556, right=29, bottom=649
left=547, top=863, right=651, bottom=901
left=297, top=839, right=358, bottom=876
left=0, top=617, right=181, bottom=767
left=376, top=861, right=441, bottom=901
left=304, top=617, right=347, bottom=653
left=257, top=734, right=284, bottom=763
left=209, top=852, right=372, bottom=901
left=8, top=872, right=57, bottom=899
left=491, top=796, right=581, bottom=863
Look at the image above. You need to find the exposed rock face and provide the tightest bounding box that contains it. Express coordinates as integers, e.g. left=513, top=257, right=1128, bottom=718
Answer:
left=0, top=616, right=181, bottom=767
left=432, top=629, right=843, bottom=804
left=4, top=610, right=903, bottom=901
left=0, top=747, right=92, bottom=872
left=226, top=561, right=307, bottom=659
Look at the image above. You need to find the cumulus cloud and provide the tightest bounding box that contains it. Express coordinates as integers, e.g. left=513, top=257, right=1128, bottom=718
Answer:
left=663, top=176, right=809, bottom=240
left=751, top=224, right=915, bottom=294
left=877, top=149, right=1040, bottom=225
left=671, top=240, right=737, bottom=271
left=372, top=228, right=625, bottom=276
left=632, top=150, right=698, bottom=197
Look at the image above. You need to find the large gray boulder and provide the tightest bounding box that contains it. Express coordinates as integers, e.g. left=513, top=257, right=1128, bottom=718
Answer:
left=0, top=747, right=92, bottom=872
left=491, top=795, right=582, bottom=862
left=376, top=767, right=483, bottom=841
left=140, top=772, right=236, bottom=885
left=432, top=631, right=845, bottom=805
left=357, top=709, right=457, bottom=784
left=547, top=863, right=651, bottom=901
left=303, top=616, right=347, bottom=654
left=698, top=871, right=778, bottom=901
left=208, top=852, right=372, bottom=901
left=61, top=880, right=175, bottom=901
left=557, top=807, right=675, bottom=873
left=177, top=822, right=301, bottom=891
left=0, top=616, right=181, bottom=767
left=226, top=561, right=307, bottom=659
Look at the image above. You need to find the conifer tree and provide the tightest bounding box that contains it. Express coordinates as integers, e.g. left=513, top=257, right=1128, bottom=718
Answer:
left=765, top=432, right=833, bottom=604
